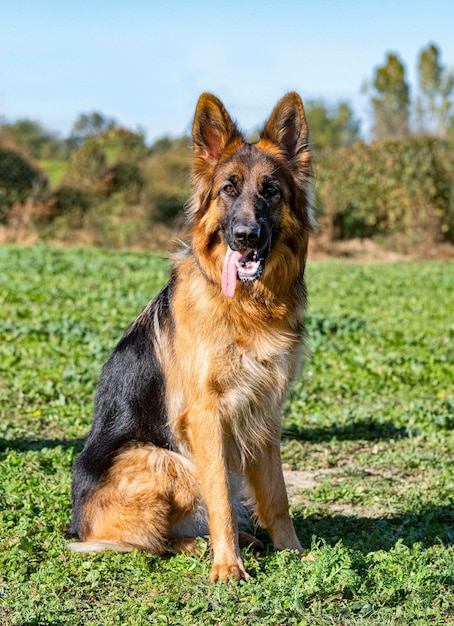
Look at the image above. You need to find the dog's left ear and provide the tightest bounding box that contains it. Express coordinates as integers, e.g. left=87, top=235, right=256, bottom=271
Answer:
left=260, top=92, right=310, bottom=163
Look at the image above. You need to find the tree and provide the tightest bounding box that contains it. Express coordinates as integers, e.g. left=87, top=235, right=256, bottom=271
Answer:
left=65, top=125, right=147, bottom=195
left=305, top=100, right=361, bottom=149
left=415, top=43, right=454, bottom=137
left=142, top=141, right=191, bottom=224
left=68, top=112, right=116, bottom=147
left=449, top=116, right=454, bottom=143
left=368, top=52, right=410, bottom=140
left=0, top=146, right=46, bottom=221
left=66, top=137, right=107, bottom=189
left=0, top=119, right=64, bottom=159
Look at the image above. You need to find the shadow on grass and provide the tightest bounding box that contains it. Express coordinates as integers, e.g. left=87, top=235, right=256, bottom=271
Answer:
left=292, top=505, right=454, bottom=553
left=282, top=416, right=412, bottom=442
left=2, top=416, right=410, bottom=455
left=0, top=437, right=86, bottom=454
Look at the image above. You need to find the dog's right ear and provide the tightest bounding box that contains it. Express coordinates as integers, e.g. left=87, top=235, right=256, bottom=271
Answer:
left=190, top=94, right=243, bottom=215
left=192, top=93, right=242, bottom=166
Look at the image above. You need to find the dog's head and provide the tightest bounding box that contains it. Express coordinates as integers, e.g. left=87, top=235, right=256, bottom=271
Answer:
left=188, top=92, right=314, bottom=298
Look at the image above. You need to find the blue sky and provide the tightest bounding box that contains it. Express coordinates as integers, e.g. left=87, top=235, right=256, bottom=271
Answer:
left=1, top=0, right=453, bottom=142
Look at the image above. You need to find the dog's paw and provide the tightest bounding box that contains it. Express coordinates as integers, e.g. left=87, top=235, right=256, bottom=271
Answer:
left=210, top=561, right=250, bottom=583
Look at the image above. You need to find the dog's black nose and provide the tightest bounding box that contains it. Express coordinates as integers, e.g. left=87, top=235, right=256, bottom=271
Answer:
left=233, top=222, right=261, bottom=248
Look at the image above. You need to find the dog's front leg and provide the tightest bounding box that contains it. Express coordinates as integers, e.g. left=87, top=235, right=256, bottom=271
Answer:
left=187, top=411, right=249, bottom=582
left=246, top=442, right=303, bottom=553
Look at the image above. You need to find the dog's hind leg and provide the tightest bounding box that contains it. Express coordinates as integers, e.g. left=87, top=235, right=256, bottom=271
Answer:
left=68, top=446, right=198, bottom=554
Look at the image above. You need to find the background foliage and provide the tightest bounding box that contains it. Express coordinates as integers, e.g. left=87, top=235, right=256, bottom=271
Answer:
left=0, top=146, right=47, bottom=222
left=316, top=136, right=454, bottom=243
left=0, top=41, right=454, bottom=252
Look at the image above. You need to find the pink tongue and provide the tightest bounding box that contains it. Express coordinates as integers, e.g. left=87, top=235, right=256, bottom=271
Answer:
left=222, top=247, right=244, bottom=298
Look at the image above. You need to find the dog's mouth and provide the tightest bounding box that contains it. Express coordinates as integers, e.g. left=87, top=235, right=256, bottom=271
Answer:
left=221, top=247, right=264, bottom=298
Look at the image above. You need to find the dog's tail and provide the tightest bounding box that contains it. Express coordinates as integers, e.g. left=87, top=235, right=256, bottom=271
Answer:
left=67, top=540, right=139, bottom=553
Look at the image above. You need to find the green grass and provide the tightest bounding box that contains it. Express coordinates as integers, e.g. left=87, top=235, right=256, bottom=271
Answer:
left=1, top=245, right=453, bottom=625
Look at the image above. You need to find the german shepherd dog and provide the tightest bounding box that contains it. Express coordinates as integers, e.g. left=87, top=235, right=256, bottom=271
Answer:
left=67, top=92, right=314, bottom=582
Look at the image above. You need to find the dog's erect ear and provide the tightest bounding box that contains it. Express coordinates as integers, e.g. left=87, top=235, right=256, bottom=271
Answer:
left=260, top=92, right=309, bottom=162
left=192, top=93, right=242, bottom=164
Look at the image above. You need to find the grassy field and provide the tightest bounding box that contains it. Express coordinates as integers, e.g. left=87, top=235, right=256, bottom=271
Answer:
left=1, top=245, right=453, bottom=625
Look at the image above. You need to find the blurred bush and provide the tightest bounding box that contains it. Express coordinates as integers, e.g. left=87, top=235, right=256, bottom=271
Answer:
left=2, top=126, right=454, bottom=251
left=316, top=137, right=454, bottom=243
left=0, top=145, right=47, bottom=222
left=142, top=137, right=190, bottom=225
left=34, top=186, right=91, bottom=223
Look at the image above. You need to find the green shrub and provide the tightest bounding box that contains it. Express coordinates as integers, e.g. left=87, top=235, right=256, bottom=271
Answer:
left=65, top=138, right=107, bottom=189
left=142, top=140, right=191, bottom=225
left=35, top=186, right=91, bottom=223
left=99, top=161, right=143, bottom=203
left=316, top=137, right=454, bottom=243
left=0, top=145, right=46, bottom=222
left=64, top=131, right=144, bottom=203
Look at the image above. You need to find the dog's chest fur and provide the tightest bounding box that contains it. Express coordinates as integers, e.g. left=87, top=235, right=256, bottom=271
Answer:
left=158, top=275, right=303, bottom=467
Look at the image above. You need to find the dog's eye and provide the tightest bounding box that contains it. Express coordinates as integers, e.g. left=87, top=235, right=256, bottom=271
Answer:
left=263, top=182, right=281, bottom=199
left=222, top=183, right=236, bottom=196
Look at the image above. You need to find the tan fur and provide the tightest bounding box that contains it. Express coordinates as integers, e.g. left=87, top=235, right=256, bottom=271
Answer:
left=70, top=446, right=199, bottom=553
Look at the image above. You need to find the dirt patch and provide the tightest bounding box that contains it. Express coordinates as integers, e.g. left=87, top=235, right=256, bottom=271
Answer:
left=309, top=235, right=454, bottom=263
left=283, top=468, right=376, bottom=518
left=308, top=237, right=408, bottom=262
left=282, top=466, right=409, bottom=519
left=283, top=469, right=320, bottom=496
